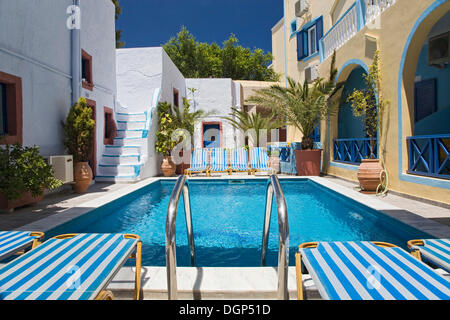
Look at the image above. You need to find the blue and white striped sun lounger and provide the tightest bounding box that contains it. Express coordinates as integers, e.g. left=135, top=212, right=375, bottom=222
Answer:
left=185, top=149, right=209, bottom=176
left=296, top=241, right=450, bottom=300
left=208, top=148, right=231, bottom=175
left=230, top=148, right=251, bottom=173
left=249, top=147, right=274, bottom=174
left=408, top=239, right=450, bottom=273
left=0, top=231, right=44, bottom=262
left=0, top=233, right=142, bottom=300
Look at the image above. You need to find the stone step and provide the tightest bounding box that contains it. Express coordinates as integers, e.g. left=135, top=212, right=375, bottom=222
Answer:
left=97, top=163, right=142, bottom=176
left=108, top=267, right=320, bottom=300
left=113, top=137, right=145, bottom=147
left=116, top=130, right=145, bottom=139
left=117, top=121, right=146, bottom=131
left=116, top=113, right=147, bottom=122
left=101, top=154, right=141, bottom=165
left=104, top=145, right=141, bottom=156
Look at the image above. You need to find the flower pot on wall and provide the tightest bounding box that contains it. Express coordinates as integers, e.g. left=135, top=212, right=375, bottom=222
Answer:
left=0, top=192, right=44, bottom=212
left=161, top=156, right=176, bottom=177
left=357, top=159, right=383, bottom=194
left=294, top=149, right=322, bottom=176
left=73, top=162, right=93, bottom=194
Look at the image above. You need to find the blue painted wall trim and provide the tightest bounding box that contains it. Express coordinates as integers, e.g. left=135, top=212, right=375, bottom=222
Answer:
left=397, top=0, right=450, bottom=190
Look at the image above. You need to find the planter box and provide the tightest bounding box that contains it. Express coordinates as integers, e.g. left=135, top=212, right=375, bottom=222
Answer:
left=294, top=149, right=322, bottom=176
left=0, top=192, right=44, bottom=211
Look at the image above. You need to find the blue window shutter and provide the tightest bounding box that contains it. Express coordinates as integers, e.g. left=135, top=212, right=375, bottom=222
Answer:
left=297, top=31, right=308, bottom=61
left=316, top=16, right=323, bottom=50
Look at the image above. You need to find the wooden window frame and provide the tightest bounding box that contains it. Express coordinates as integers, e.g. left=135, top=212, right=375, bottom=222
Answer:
left=81, top=49, right=94, bottom=91
left=201, top=122, right=223, bottom=148
left=104, top=107, right=116, bottom=145
left=0, top=71, right=22, bottom=145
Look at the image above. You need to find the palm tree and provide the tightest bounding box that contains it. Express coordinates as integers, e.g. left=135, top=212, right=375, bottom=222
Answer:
left=171, top=97, right=210, bottom=147
left=246, top=51, right=342, bottom=150
left=222, top=107, right=285, bottom=147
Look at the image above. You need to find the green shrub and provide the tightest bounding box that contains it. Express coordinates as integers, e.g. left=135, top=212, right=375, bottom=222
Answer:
left=64, top=97, right=95, bottom=162
left=0, top=144, right=62, bottom=201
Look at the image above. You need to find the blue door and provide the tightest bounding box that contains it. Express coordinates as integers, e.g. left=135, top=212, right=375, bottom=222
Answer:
left=203, top=123, right=221, bottom=148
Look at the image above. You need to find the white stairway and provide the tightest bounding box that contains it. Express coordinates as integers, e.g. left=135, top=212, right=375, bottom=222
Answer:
left=96, top=111, right=148, bottom=182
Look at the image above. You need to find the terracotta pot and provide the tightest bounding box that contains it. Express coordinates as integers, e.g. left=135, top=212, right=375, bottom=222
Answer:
left=73, top=162, right=93, bottom=194
left=357, top=159, right=383, bottom=193
left=294, top=149, right=322, bottom=176
left=0, top=192, right=44, bottom=212
left=269, top=156, right=280, bottom=174
left=161, top=156, right=176, bottom=177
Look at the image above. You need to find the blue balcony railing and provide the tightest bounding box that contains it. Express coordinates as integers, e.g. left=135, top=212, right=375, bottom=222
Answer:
left=334, top=138, right=378, bottom=165
left=407, top=134, right=450, bottom=180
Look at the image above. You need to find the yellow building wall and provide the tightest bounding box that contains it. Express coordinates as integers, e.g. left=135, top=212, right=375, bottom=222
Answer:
left=272, top=0, right=450, bottom=205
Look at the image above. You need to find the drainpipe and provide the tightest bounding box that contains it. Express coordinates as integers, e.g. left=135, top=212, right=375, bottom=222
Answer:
left=71, top=0, right=81, bottom=105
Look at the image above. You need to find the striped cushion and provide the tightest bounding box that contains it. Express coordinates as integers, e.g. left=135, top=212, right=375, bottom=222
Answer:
left=0, top=233, right=138, bottom=300
left=230, top=148, right=250, bottom=170
left=187, top=149, right=209, bottom=171
left=210, top=148, right=229, bottom=172
left=299, top=241, right=450, bottom=300
left=412, top=239, right=450, bottom=273
left=250, top=147, right=271, bottom=170
left=0, top=231, right=40, bottom=261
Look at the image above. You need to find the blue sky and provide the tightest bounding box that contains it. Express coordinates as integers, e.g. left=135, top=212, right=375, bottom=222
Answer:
left=116, top=0, right=283, bottom=53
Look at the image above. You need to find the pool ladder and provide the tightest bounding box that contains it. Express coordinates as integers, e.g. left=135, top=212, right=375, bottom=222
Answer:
left=165, top=174, right=289, bottom=300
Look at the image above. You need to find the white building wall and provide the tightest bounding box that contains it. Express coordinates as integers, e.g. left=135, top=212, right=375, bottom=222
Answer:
left=80, top=0, right=117, bottom=174
left=0, top=0, right=73, bottom=156
left=186, top=78, right=242, bottom=149
left=0, top=0, right=117, bottom=172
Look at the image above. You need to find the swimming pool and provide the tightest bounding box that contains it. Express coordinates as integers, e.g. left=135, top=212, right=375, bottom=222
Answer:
left=47, top=179, right=431, bottom=267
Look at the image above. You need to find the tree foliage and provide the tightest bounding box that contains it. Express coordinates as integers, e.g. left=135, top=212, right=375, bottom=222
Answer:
left=163, top=27, right=280, bottom=81
left=246, top=51, right=340, bottom=150
left=111, top=0, right=125, bottom=48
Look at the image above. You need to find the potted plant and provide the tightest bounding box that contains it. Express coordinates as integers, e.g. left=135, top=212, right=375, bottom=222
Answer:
left=171, top=96, right=208, bottom=174
left=247, top=52, right=341, bottom=176
left=156, top=102, right=177, bottom=176
left=347, top=50, right=388, bottom=193
left=0, top=144, right=62, bottom=211
left=267, top=148, right=281, bottom=174
left=64, top=97, right=95, bottom=194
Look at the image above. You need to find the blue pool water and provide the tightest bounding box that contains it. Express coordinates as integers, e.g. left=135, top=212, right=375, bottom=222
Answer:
left=47, top=179, right=431, bottom=267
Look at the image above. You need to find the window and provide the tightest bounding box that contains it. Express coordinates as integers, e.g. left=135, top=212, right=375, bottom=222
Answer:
left=173, top=88, right=179, bottom=107
left=308, top=26, right=317, bottom=56
left=0, top=71, right=22, bottom=145
left=104, top=107, right=116, bottom=145
left=81, top=50, right=93, bottom=91
left=0, top=83, right=6, bottom=135
left=297, top=16, right=323, bottom=61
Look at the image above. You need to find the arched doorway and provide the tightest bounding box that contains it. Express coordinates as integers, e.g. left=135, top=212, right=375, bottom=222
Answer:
left=333, top=64, right=377, bottom=165
left=400, top=2, right=450, bottom=181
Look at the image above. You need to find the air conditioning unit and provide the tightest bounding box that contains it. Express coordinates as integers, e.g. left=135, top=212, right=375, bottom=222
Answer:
left=429, top=31, right=450, bottom=66
left=305, top=64, right=319, bottom=83
left=44, top=155, right=74, bottom=184
left=295, top=0, right=310, bottom=18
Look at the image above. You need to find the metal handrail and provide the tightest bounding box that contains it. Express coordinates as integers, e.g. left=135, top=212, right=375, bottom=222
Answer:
left=261, top=175, right=289, bottom=300
left=165, top=175, right=196, bottom=300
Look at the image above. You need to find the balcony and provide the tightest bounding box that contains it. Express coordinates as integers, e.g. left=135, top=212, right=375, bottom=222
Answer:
left=407, top=134, right=450, bottom=180
left=320, top=0, right=397, bottom=61
left=334, top=138, right=378, bottom=165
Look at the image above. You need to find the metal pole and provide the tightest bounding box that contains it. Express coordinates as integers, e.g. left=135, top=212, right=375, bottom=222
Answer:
left=165, top=175, right=196, bottom=300
left=260, top=175, right=289, bottom=300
